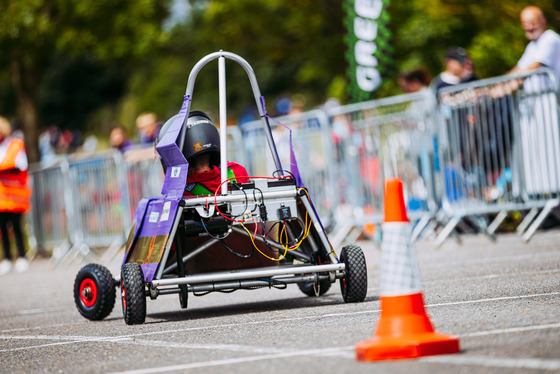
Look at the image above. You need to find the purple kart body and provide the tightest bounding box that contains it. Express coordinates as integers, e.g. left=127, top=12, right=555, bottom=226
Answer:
left=73, top=52, right=368, bottom=325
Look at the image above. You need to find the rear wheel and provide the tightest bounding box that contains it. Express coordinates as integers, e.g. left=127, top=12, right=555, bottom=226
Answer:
left=121, top=263, right=146, bottom=325
left=297, top=278, right=332, bottom=296
left=339, top=245, right=368, bottom=302
left=73, top=264, right=116, bottom=321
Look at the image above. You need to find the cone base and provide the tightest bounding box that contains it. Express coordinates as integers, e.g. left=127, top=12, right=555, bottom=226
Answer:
left=356, top=332, right=460, bottom=361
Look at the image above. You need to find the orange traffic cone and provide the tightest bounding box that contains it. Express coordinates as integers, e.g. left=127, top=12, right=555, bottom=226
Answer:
left=356, top=178, right=460, bottom=361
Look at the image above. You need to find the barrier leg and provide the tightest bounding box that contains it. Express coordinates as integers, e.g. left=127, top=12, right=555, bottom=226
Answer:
left=435, top=216, right=461, bottom=247
left=411, top=214, right=433, bottom=242
left=517, top=207, right=540, bottom=235
left=487, top=210, right=508, bottom=235
left=523, top=199, right=560, bottom=242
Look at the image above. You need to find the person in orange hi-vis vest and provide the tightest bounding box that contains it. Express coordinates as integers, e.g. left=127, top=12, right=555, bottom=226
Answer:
left=0, top=116, right=31, bottom=275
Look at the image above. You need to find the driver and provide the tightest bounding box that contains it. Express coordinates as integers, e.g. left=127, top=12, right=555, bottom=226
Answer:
left=159, top=110, right=249, bottom=196
left=158, top=111, right=279, bottom=273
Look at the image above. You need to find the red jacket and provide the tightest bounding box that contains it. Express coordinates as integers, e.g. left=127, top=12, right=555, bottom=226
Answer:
left=0, top=138, right=31, bottom=213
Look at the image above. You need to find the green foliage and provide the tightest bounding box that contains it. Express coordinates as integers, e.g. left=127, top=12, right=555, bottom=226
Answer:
left=130, top=0, right=560, bottom=117
left=392, top=0, right=560, bottom=86
left=0, top=0, right=171, bottom=62
left=125, top=0, right=345, bottom=120
left=0, top=0, right=171, bottom=160
left=39, top=56, right=125, bottom=130
left=2, top=0, right=560, bottom=158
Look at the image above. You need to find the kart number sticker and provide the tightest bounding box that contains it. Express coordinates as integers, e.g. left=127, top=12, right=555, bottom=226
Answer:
left=161, top=202, right=171, bottom=222
left=171, top=167, right=181, bottom=178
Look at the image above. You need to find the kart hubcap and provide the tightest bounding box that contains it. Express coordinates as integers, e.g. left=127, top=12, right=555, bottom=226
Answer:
left=80, top=279, right=97, bottom=307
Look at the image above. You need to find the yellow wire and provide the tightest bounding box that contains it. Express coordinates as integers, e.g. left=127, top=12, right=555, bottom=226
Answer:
left=281, top=189, right=312, bottom=251
left=297, top=188, right=338, bottom=261
left=240, top=221, right=287, bottom=261
left=238, top=188, right=318, bottom=261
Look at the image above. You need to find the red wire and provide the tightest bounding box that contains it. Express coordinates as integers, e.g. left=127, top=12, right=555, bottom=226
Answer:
left=213, top=175, right=293, bottom=223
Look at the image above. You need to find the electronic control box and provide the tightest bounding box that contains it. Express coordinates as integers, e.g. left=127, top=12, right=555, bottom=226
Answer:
left=228, top=178, right=299, bottom=223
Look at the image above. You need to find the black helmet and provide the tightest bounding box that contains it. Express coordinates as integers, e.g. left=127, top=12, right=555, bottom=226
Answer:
left=157, top=111, right=220, bottom=172
left=182, top=111, right=220, bottom=165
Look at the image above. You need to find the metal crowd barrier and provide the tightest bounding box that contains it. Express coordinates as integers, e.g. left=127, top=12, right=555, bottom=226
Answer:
left=326, top=90, right=439, bottom=245
left=238, top=110, right=337, bottom=229
left=28, top=159, right=71, bottom=258
left=28, top=148, right=164, bottom=265
left=436, top=68, right=560, bottom=244
left=25, top=70, right=560, bottom=261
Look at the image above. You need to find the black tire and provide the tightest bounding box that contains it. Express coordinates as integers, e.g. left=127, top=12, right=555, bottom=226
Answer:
left=339, top=245, right=368, bottom=303
left=121, top=263, right=146, bottom=325
left=74, top=264, right=116, bottom=321
left=179, top=285, right=188, bottom=309
left=297, top=278, right=332, bottom=297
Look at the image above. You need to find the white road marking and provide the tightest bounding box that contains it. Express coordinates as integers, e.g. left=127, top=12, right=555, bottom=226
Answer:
left=108, top=348, right=560, bottom=373
left=427, top=292, right=560, bottom=308
left=459, top=322, right=560, bottom=337
left=16, top=309, right=45, bottom=315
left=107, top=346, right=355, bottom=374
left=0, top=292, right=558, bottom=354
left=368, top=268, right=560, bottom=290
left=422, top=251, right=560, bottom=270
left=0, top=321, right=84, bottom=333
left=422, top=355, right=560, bottom=371
left=0, top=335, right=133, bottom=352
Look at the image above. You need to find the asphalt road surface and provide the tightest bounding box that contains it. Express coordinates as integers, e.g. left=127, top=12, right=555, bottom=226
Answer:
left=1, top=230, right=559, bottom=374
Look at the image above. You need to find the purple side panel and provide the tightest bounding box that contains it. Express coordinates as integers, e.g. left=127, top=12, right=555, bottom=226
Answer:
left=259, top=96, right=304, bottom=188
left=140, top=198, right=180, bottom=282
left=122, top=198, right=152, bottom=266
left=122, top=95, right=191, bottom=281
left=122, top=198, right=180, bottom=282
left=139, top=199, right=179, bottom=237
left=158, top=95, right=190, bottom=198
left=288, top=130, right=304, bottom=188
left=141, top=263, right=159, bottom=282
left=156, top=95, right=191, bottom=169
left=161, top=162, right=189, bottom=199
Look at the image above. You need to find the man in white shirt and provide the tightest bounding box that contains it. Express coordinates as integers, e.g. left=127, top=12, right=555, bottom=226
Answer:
left=510, top=6, right=560, bottom=196
left=510, top=6, right=560, bottom=82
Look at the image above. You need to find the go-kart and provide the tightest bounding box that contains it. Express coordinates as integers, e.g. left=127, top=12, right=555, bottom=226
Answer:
left=73, top=51, right=368, bottom=325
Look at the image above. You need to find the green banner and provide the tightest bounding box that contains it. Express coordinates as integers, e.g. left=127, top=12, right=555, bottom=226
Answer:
left=344, top=0, right=393, bottom=102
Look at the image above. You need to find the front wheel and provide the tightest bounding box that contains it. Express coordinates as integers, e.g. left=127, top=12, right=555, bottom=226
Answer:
left=74, top=264, right=116, bottom=321
left=121, top=263, right=146, bottom=325
left=339, top=245, right=368, bottom=303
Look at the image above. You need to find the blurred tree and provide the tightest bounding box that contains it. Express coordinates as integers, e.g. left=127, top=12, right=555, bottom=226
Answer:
left=0, top=0, right=171, bottom=162
left=391, top=0, right=560, bottom=85
left=126, top=0, right=345, bottom=121
left=2, top=0, right=559, bottom=161
left=130, top=0, right=560, bottom=119
left=39, top=56, right=125, bottom=131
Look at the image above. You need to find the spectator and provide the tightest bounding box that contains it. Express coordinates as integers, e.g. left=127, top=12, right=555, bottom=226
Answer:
left=461, top=55, right=479, bottom=83
left=136, top=112, right=161, bottom=146
left=57, top=129, right=82, bottom=153
left=110, top=126, right=135, bottom=153
left=273, top=94, right=293, bottom=116
left=399, top=68, right=431, bottom=93
left=431, top=47, right=477, bottom=96
left=39, top=126, right=59, bottom=164
left=510, top=6, right=560, bottom=196
left=509, top=6, right=560, bottom=82
left=0, top=116, right=31, bottom=275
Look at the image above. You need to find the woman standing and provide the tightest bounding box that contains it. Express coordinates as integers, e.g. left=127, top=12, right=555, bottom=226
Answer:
left=0, top=116, right=31, bottom=274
